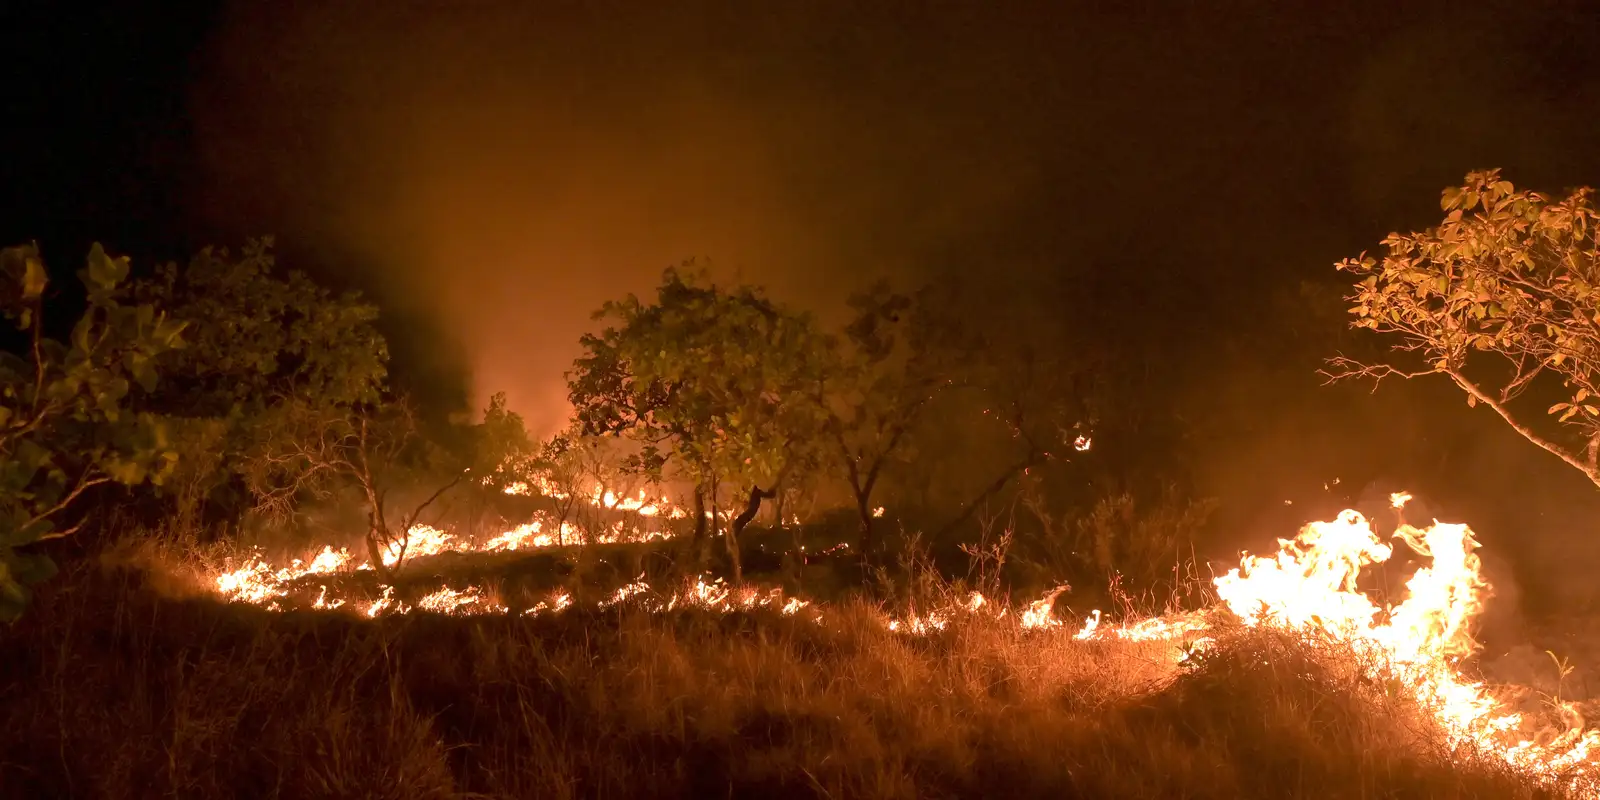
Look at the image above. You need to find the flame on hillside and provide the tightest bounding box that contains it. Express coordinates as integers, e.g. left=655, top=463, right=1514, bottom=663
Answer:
left=197, top=487, right=1600, bottom=790
left=213, top=478, right=692, bottom=609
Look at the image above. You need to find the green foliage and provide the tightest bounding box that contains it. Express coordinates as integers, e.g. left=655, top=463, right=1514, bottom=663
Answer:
left=121, top=237, right=387, bottom=415
left=0, top=244, right=184, bottom=619
left=1336, top=170, right=1600, bottom=483
left=568, top=266, right=1100, bottom=567
left=469, top=392, right=537, bottom=493
left=116, top=237, right=390, bottom=523
left=568, top=265, right=835, bottom=497
left=453, top=392, right=546, bottom=542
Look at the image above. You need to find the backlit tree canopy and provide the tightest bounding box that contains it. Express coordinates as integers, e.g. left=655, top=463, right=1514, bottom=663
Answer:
left=1332, top=169, right=1600, bottom=488
left=567, top=265, right=834, bottom=575
left=570, top=265, right=833, bottom=488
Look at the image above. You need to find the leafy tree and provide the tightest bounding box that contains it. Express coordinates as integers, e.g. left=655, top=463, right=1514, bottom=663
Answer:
left=116, top=237, right=388, bottom=528
left=0, top=244, right=186, bottom=619
left=817, top=281, right=945, bottom=558
left=568, top=265, right=834, bottom=580
left=470, top=393, right=536, bottom=491
left=457, top=392, right=538, bottom=541
left=1330, top=170, right=1600, bottom=489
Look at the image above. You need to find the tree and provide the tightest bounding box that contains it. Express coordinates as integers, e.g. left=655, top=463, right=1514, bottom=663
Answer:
left=0, top=244, right=186, bottom=619
left=116, top=237, right=388, bottom=529
left=527, top=426, right=588, bottom=544
left=517, top=423, right=663, bottom=546
left=460, top=392, right=537, bottom=542
left=914, top=274, right=1098, bottom=542
left=1330, top=170, right=1600, bottom=490
left=567, top=265, right=834, bottom=580
left=817, top=281, right=945, bottom=559
left=471, top=394, right=536, bottom=490
left=242, top=397, right=464, bottom=579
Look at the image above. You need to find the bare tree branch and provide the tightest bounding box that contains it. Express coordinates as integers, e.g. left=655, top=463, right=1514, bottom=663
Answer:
left=1319, top=356, right=1443, bottom=389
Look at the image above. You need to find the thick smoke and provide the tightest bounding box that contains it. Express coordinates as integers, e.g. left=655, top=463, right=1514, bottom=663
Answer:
left=184, top=2, right=1071, bottom=432
left=184, top=3, right=1600, bottom=437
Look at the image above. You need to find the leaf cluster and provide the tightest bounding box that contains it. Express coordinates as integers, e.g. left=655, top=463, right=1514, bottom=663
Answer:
left=120, top=237, right=387, bottom=416
left=568, top=264, right=835, bottom=492
left=0, top=244, right=186, bottom=618
left=1337, top=169, right=1600, bottom=480
left=115, top=237, right=391, bottom=519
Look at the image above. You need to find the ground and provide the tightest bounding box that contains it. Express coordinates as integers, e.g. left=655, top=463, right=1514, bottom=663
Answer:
left=0, top=538, right=1570, bottom=800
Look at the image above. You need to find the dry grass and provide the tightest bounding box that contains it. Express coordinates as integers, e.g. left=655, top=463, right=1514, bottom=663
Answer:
left=0, top=550, right=1564, bottom=800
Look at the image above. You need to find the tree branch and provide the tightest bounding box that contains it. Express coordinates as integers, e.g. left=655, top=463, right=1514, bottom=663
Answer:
left=1445, top=367, right=1600, bottom=483
left=1319, top=356, right=1444, bottom=390
left=30, top=474, right=110, bottom=528
left=933, top=452, right=1046, bottom=542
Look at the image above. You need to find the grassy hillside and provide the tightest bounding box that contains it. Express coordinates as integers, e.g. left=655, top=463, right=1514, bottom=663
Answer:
left=0, top=548, right=1556, bottom=800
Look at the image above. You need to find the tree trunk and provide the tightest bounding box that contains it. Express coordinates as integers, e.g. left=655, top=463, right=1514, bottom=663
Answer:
left=364, top=499, right=395, bottom=582
left=779, top=487, right=805, bottom=581
left=691, top=485, right=709, bottom=544
left=728, top=485, right=776, bottom=584
left=856, top=491, right=876, bottom=563
left=725, top=527, right=743, bottom=584
left=689, top=484, right=710, bottom=570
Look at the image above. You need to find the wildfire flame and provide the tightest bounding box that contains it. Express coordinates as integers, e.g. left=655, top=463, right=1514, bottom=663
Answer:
left=196, top=486, right=1600, bottom=790
left=1214, top=509, right=1598, bottom=785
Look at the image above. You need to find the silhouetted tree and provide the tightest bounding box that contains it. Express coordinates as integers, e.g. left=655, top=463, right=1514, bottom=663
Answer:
left=242, top=396, right=469, bottom=578
left=815, top=281, right=944, bottom=559
left=914, top=275, right=1098, bottom=542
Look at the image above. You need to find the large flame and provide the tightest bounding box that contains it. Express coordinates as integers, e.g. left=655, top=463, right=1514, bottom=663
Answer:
left=1214, top=508, right=1598, bottom=785
left=196, top=487, right=1600, bottom=791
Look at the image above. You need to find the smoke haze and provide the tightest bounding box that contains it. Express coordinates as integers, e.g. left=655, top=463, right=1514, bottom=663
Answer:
left=175, top=3, right=1600, bottom=596
left=185, top=2, right=1071, bottom=431
left=6, top=0, right=1600, bottom=605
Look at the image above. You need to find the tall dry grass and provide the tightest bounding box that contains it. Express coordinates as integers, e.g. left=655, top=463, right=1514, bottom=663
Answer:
left=0, top=544, right=1563, bottom=800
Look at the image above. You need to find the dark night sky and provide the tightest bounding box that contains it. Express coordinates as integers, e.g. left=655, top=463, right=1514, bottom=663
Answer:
left=5, top=0, right=1600, bottom=597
